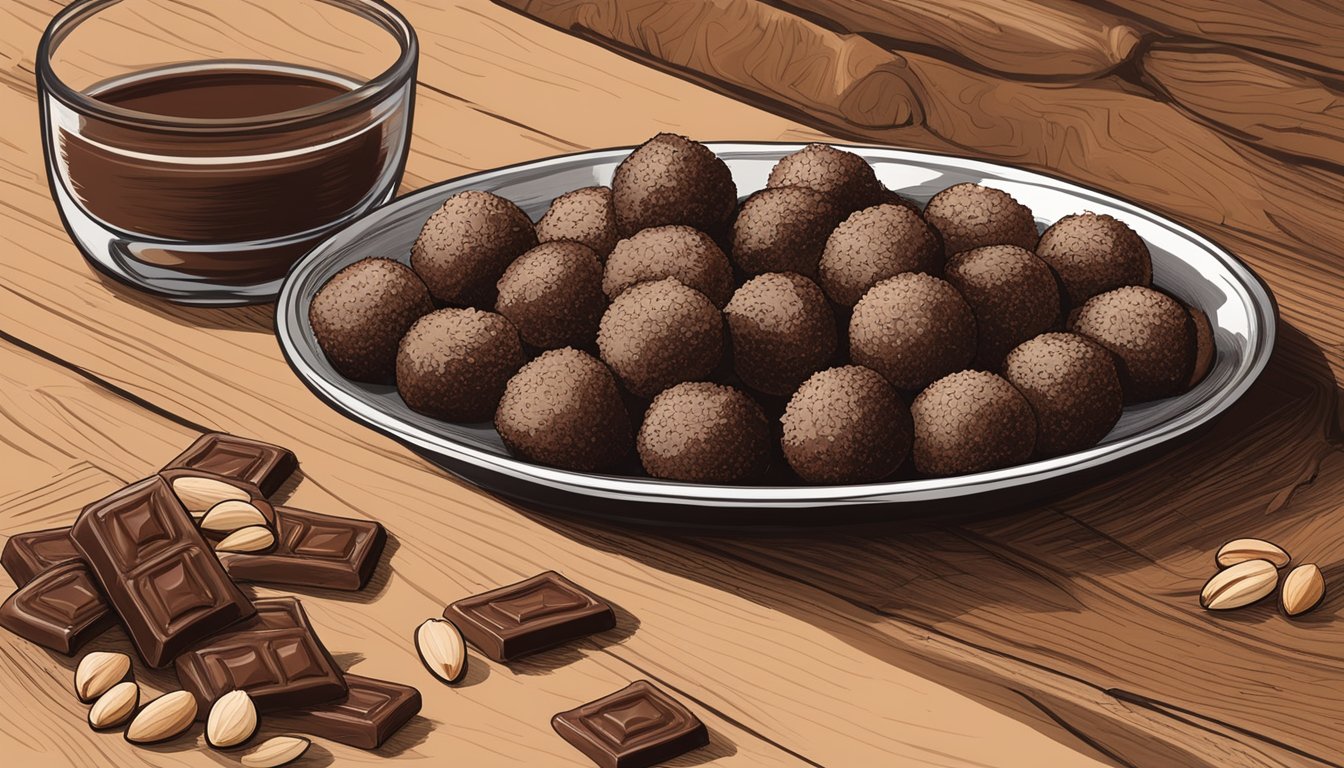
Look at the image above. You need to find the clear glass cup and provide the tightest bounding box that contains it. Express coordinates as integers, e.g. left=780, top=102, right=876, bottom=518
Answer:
left=37, top=0, right=417, bottom=305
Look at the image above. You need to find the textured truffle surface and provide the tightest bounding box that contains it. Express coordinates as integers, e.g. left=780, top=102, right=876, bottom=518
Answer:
left=911, top=370, right=1037, bottom=476
left=1188, top=306, right=1215, bottom=389
left=411, top=191, right=537, bottom=308
left=396, top=308, right=524, bottom=421
left=637, top=382, right=771, bottom=483
left=603, top=225, right=734, bottom=307
left=1070, top=286, right=1194, bottom=403
left=923, top=183, right=1038, bottom=255
left=597, top=278, right=724, bottom=398
left=1003, top=333, right=1122, bottom=458
left=820, top=203, right=944, bottom=307
left=494, top=348, right=632, bottom=471
left=1036, top=212, right=1152, bottom=307
left=611, top=133, right=737, bottom=236
left=310, top=258, right=434, bottom=384
left=496, top=241, right=606, bottom=350
left=945, top=245, right=1061, bottom=369
left=781, top=366, right=912, bottom=484
left=849, top=273, right=976, bottom=390
left=730, top=186, right=844, bottom=278
left=724, top=273, right=837, bottom=396
left=535, top=186, right=619, bottom=259
left=766, top=144, right=884, bottom=213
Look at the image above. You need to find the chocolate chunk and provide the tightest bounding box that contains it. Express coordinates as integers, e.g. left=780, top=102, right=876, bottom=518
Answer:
left=445, top=571, right=615, bottom=662
left=0, top=561, right=117, bottom=655
left=552, top=680, right=709, bottom=768
left=69, top=476, right=255, bottom=668
left=176, top=597, right=346, bottom=715
left=2, top=527, right=81, bottom=586
left=218, top=506, right=385, bottom=591
left=164, top=433, right=298, bottom=497
left=267, top=673, right=421, bottom=750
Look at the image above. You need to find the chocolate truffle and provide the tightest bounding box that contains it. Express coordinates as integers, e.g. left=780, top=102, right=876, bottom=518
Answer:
left=730, top=186, right=844, bottom=278
left=637, top=382, right=771, bottom=483
left=819, top=203, right=944, bottom=307
left=396, top=308, right=524, bottom=422
left=496, top=241, right=606, bottom=349
left=597, top=278, right=723, bottom=398
left=923, top=183, right=1038, bottom=255
left=1069, top=286, right=1194, bottom=403
left=848, top=273, right=976, bottom=391
left=603, top=225, right=734, bottom=307
left=766, top=144, right=884, bottom=213
left=944, top=244, right=1061, bottom=369
left=411, top=190, right=537, bottom=307
left=724, top=272, right=836, bottom=396
left=911, top=370, right=1037, bottom=476
left=1003, top=333, right=1122, bottom=458
left=535, top=186, right=619, bottom=259
left=310, top=258, right=433, bottom=383
left=1188, top=306, right=1215, bottom=389
left=494, top=348, right=632, bottom=471
left=611, top=133, right=737, bottom=236
left=1036, top=212, right=1152, bottom=307
left=780, top=366, right=912, bottom=484
left=877, top=187, right=923, bottom=215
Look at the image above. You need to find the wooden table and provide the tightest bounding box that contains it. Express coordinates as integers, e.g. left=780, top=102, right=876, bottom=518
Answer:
left=2, top=0, right=1342, bottom=765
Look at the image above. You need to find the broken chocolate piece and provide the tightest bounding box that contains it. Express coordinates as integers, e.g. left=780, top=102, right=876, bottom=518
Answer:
left=164, top=433, right=298, bottom=497
left=218, top=506, right=385, bottom=591
left=445, top=571, right=615, bottom=662
left=0, top=561, right=117, bottom=655
left=552, top=680, right=709, bottom=768
left=267, top=673, right=421, bottom=750
left=2, top=527, right=81, bottom=587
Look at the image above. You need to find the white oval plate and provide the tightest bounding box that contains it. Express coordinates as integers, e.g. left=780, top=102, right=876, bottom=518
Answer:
left=276, top=143, right=1275, bottom=526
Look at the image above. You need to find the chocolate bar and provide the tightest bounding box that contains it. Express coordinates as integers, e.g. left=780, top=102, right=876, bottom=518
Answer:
left=176, top=597, right=346, bottom=715
left=164, top=433, right=298, bottom=497
left=445, top=571, right=616, bottom=662
left=218, top=506, right=385, bottom=591
left=69, top=476, right=255, bottom=668
left=267, top=674, right=421, bottom=750
left=0, top=561, right=117, bottom=655
left=2, top=527, right=81, bottom=587
left=552, top=680, right=709, bottom=768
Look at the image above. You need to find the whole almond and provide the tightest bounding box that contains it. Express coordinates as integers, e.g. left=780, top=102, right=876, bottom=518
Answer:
left=242, top=736, right=311, bottom=768
left=125, top=690, right=197, bottom=745
left=415, top=618, right=467, bottom=684
left=171, top=476, right=250, bottom=515
left=75, top=651, right=132, bottom=702
left=215, top=525, right=275, bottom=553
left=1216, top=538, right=1290, bottom=568
left=1201, top=558, right=1278, bottom=610
left=1281, top=563, right=1326, bottom=617
left=88, top=681, right=139, bottom=731
left=206, top=690, right=259, bottom=749
left=200, top=500, right=269, bottom=534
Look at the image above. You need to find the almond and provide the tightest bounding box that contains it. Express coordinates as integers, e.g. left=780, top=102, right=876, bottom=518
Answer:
left=1201, top=558, right=1278, bottom=610
left=171, top=476, right=250, bottom=515
left=88, top=681, right=139, bottom=731
left=200, top=500, right=269, bottom=534
left=1215, top=538, right=1290, bottom=568
left=242, top=736, right=311, bottom=768
left=206, top=690, right=259, bottom=749
left=125, top=690, right=197, bottom=745
left=1281, top=563, right=1326, bottom=617
left=415, top=618, right=467, bottom=684
left=215, top=525, right=275, bottom=553
left=75, top=651, right=131, bottom=702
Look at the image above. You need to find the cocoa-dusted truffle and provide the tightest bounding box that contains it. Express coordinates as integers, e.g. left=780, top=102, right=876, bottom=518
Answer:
left=922, top=183, right=1038, bottom=255
left=724, top=272, right=836, bottom=396
left=597, top=278, right=723, bottom=398
left=637, top=382, right=771, bottom=483
left=1188, top=306, right=1215, bottom=389
left=611, top=133, right=737, bottom=236
left=495, top=241, right=606, bottom=349
left=310, top=258, right=433, bottom=384
left=1069, top=286, right=1194, bottom=402
left=396, top=308, right=524, bottom=422
left=730, top=186, right=844, bottom=278
left=535, top=186, right=619, bottom=259
left=944, top=245, right=1061, bottom=369
left=911, top=370, right=1036, bottom=476
left=1003, top=333, right=1122, bottom=458
left=766, top=144, right=883, bottom=214
left=849, top=273, right=976, bottom=390
left=819, top=203, right=943, bottom=307
left=603, top=225, right=734, bottom=307
left=411, top=190, right=537, bottom=308
left=877, top=187, right=923, bottom=215
left=494, top=348, right=632, bottom=471
left=1036, top=212, right=1152, bottom=307
left=780, top=366, right=912, bottom=484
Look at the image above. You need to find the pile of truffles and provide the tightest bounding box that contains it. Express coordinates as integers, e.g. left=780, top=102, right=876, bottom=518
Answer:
left=310, top=134, right=1215, bottom=485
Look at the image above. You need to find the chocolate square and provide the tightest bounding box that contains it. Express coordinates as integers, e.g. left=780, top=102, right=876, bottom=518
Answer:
left=552, top=681, right=709, bottom=768
left=446, top=571, right=615, bottom=662
left=2, top=527, right=82, bottom=586
left=267, top=673, right=422, bottom=750
left=0, top=561, right=117, bottom=655
left=217, top=506, right=385, bottom=591
left=164, top=433, right=297, bottom=497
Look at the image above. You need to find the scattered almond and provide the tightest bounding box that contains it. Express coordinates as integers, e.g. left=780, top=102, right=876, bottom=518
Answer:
left=125, top=690, right=197, bottom=745
left=1201, top=558, right=1278, bottom=610
left=241, top=736, right=311, bottom=767
left=88, top=681, right=139, bottom=731
left=200, top=500, right=269, bottom=534
left=206, top=690, right=258, bottom=749
left=1215, top=538, right=1290, bottom=568
left=415, top=617, right=467, bottom=684
left=1281, top=563, right=1326, bottom=617
left=171, top=475, right=251, bottom=515
left=75, top=651, right=131, bottom=702
left=215, top=525, right=276, bottom=553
